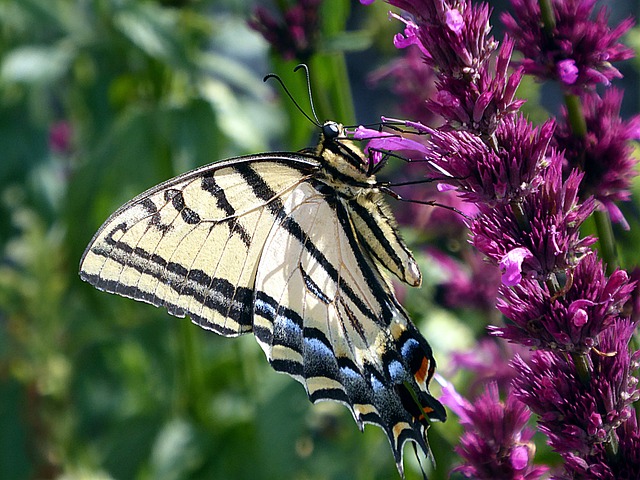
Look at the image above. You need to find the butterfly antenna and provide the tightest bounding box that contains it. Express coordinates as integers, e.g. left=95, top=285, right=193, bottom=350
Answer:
left=264, top=68, right=321, bottom=127
left=293, top=63, right=321, bottom=125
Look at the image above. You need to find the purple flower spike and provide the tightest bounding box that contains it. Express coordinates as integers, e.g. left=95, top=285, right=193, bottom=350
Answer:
left=493, top=255, right=634, bottom=353
left=512, top=319, right=639, bottom=476
left=425, top=115, right=552, bottom=205
left=471, top=158, right=596, bottom=279
left=379, top=1, right=524, bottom=134
left=502, top=0, right=634, bottom=92
left=444, top=382, right=548, bottom=480
left=554, top=89, right=640, bottom=225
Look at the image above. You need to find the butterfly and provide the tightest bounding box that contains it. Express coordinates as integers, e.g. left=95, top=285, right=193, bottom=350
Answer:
left=79, top=87, right=446, bottom=477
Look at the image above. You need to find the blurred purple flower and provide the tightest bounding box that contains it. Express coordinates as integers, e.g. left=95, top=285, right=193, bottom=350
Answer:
left=248, top=0, right=321, bottom=61
left=554, top=89, right=640, bottom=227
left=428, top=248, right=501, bottom=313
left=512, top=318, right=639, bottom=467
left=368, top=44, right=438, bottom=125
left=502, top=0, right=634, bottom=91
left=439, top=380, right=548, bottom=480
left=393, top=187, right=475, bottom=236
left=449, top=338, right=531, bottom=395
left=492, top=255, right=634, bottom=353
left=49, top=121, right=72, bottom=154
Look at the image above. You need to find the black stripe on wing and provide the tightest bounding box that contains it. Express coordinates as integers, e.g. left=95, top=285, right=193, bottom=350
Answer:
left=347, top=198, right=409, bottom=281
left=239, top=164, right=382, bottom=326
left=200, top=173, right=252, bottom=247
left=84, top=230, right=254, bottom=335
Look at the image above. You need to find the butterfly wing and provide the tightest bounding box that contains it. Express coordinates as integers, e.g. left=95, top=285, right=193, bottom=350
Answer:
left=80, top=154, right=318, bottom=336
left=253, top=181, right=446, bottom=473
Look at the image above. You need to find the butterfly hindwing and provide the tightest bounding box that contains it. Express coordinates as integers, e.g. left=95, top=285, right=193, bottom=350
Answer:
left=253, top=180, right=442, bottom=471
left=80, top=154, right=318, bottom=336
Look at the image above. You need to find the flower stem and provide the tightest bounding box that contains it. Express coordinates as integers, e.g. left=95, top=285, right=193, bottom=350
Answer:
left=570, top=351, right=591, bottom=385
left=538, top=0, right=556, bottom=35
left=563, top=94, right=619, bottom=272
left=604, top=429, right=620, bottom=462
left=593, top=209, right=618, bottom=274
left=564, top=94, right=588, bottom=137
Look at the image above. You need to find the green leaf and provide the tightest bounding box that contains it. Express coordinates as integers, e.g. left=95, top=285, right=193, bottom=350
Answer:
left=113, top=2, right=189, bottom=68
left=1, top=44, right=73, bottom=83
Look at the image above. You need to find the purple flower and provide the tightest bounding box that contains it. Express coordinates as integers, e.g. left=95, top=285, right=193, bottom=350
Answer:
left=424, top=115, right=552, bottom=206
left=427, top=38, right=525, bottom=133
left=439, top=381, right=548, bottom=480
left=379, top=1, right=524, bottom=134
left=449, top=338, right=532, bottom=396
left=428, top=248, right=500, bottom=313
left=560, top=410, right=640, bottom=480
left=554, top=89, right=640, bottom=226
left=248, top=0, right=321, bottom=61
left=499, top=247, right=533, bottom=287
left=512, top=318, right=639, bottom=466
left=492, top=254, right=634, bottom=353
left=358, top=3, right=640, bottom=477
left=389, top=1, right=497, bottom=79
left=470, top=159, right=596, bottom=282
left=502, top=0, right=634, bottom=91
left=556, top=59, right=579, bottom=85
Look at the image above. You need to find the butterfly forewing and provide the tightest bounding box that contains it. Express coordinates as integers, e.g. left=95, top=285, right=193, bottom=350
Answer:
left=80, top=155, right=318, bottom=336
left=80, top=123, right=445, bottom=478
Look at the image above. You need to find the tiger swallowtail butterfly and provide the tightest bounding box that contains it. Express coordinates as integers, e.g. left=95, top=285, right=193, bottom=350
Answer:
left=80, top=105, right=446, bottom=477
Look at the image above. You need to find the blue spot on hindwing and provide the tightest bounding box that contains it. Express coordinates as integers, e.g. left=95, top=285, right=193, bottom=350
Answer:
left=387, top=359, right=406, bottom=382
left=401, top=337, right=420, bottom=360
left=305, top=337, right=333, bottom=359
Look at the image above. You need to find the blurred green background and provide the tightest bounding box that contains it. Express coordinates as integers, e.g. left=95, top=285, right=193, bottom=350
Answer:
left=1, top=1, right=638, bottom=479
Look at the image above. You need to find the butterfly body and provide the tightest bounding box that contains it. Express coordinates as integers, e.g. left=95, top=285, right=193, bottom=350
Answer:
left=80, top=121, right=445, bottom=477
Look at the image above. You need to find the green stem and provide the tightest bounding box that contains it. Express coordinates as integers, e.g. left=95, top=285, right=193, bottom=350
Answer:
left=538, top=0, right=556, bottom=35
left=180, top=320, right=206, bottom=421
left=570, top=351, right=591, bottom=385
left=594, top=209, right=618, bottom=274
left=310, top=53, right=355, bottom=125
left=604, top=429, right=619, bottom=462
left=564, top=94, right=588, bottom=138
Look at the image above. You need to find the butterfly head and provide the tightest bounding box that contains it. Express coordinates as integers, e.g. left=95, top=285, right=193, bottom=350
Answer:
left=318, top=121, right=375, bottom=186
left=321, top=121, right=342, bottom=141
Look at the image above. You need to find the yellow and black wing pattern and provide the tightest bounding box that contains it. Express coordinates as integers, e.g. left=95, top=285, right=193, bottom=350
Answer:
left=80, top=122, right=446, bottom=476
